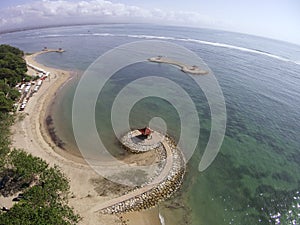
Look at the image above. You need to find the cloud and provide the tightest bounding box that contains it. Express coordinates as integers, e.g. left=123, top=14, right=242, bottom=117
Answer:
left=0, top=0, right=227, bottom=32
left=0, top=18, right=8, bottom=26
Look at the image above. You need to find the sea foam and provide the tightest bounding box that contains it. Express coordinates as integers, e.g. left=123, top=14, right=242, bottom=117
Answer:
left=159, top=212, right=166, bottom=225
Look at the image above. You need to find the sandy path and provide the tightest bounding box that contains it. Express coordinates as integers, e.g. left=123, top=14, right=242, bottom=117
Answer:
left=92, top=140, right=173, bottom=212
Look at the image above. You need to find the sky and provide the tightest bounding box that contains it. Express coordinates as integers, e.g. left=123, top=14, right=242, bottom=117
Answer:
left=0, top=0, right=299, bottom=45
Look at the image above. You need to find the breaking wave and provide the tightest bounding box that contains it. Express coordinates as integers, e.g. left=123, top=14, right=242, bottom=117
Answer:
left=159, top=212, right=166, bottom=225
left=34, top=32, right=299, bottom=65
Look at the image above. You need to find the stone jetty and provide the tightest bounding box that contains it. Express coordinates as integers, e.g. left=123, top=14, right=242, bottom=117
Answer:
left=120, top=130, right=163, bottom=153
left=148, top=56, right=208, bottom=75
left=95, top=130, right=186, bottom=214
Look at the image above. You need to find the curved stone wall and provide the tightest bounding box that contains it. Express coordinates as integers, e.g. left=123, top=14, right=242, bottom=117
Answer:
left=99, top=134, right=186, bottom=214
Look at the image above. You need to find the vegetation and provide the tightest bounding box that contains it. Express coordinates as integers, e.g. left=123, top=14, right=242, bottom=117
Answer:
left=0, top=45, right=28, bottom=86
left=0, top=150, right=80, bottom=225
left=0, top=113, right=13, bottom=168
left=0, top=45, right=26, bottom=112
left=0, top=45, right=80, bottom=224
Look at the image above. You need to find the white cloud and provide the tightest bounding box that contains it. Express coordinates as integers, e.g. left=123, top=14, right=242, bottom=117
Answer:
left=0, top=0, right=227, bottom=32
left=0, top=18, right=7, bottom=25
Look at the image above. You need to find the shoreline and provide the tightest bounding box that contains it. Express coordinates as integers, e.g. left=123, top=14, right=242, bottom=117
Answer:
left=26, top=50, right=87, bottom=164
left=10, top=50, right=162, bottom=225
left=42, top=74, right=88, bottom=164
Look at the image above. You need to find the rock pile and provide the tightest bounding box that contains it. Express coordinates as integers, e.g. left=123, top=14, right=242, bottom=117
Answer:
left=100, top=135, right=186, bottom=214
left=120, top=131, right=162, bottom=153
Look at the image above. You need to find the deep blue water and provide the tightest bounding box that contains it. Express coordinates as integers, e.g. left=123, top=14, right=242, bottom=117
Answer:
left=1, top=24, right=300, bottom=225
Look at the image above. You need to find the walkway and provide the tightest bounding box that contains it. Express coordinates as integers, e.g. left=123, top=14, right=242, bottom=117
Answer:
left=91, top=138, right=185, bottom=214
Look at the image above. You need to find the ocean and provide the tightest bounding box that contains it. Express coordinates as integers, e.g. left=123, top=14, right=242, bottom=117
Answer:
left=1, top=24, right=300, bottom=225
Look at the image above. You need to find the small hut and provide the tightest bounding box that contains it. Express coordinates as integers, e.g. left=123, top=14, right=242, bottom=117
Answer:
left=138, top=127, right=152, bottom=139
left=191, top=65, right=198, bottom=70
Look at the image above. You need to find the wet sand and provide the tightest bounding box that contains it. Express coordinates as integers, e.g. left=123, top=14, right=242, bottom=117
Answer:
left=120, top=208, right=162, bottom=225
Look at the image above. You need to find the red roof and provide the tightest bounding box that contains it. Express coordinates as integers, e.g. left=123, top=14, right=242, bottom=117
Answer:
left=138, top=127, right=151, bottom=136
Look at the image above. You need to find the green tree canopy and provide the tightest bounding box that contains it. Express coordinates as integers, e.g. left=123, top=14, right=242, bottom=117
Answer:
left=0, top=44, right=27, bottom=87
left=0, top=45, right=27, bottom=112
left=0, top=45, right=24, bottom=57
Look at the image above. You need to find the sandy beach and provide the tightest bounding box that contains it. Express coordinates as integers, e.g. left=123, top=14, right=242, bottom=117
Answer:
left=9, top=50, right=162, bottom=225
left=120, top=208, right=162, bottom=225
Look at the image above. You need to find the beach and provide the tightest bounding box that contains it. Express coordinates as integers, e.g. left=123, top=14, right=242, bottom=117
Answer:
left=10, top=50, right=162, bottom=225
left=120, top=208, right=162, bottom=225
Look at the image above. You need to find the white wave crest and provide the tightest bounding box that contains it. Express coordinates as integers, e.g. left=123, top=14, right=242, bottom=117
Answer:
left=127, top=34, right=176, bottom=40
left=159, top=212, right=166, bottom=225
left=183, top=38, right=291, bottom=62
left=92, top=33, right=115, bottom=36
left=36, top=34, right=66, bottom=38
left=121, top=34, right=295, bottom=64
left=33, top=32, right=299, bottom=65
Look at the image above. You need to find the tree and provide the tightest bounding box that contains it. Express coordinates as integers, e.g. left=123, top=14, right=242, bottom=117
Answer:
left=8, top=88, right=20, bottom=101
left=0, top=151, right=80, bottom=225
left=0, top=44, right=27, bottom=87
left=0, top=92, right=13, bottom=112
left=0, top=45, right=29, bottom=112
left=0, top=45, right=24, bottom=57
left=0, top=45, right=80, bottom=224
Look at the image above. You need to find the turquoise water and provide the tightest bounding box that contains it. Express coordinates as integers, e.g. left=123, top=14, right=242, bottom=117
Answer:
left=1, top=24, right=299, bottom=224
